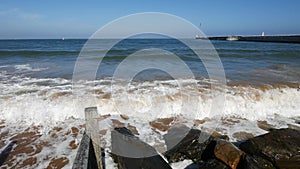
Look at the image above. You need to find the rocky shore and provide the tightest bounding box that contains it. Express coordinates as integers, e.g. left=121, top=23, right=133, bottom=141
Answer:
left=111, top=127, right=300, bottom=169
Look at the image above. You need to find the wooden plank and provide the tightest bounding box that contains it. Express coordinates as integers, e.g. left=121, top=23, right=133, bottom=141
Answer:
left=72, top=132, right=100, bottom=169
left=85, top=107, right=103, bottom=169
left=72, top=132, right=90, bottom=169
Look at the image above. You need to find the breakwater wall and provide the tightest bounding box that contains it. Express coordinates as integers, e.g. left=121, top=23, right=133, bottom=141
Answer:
left=207, top=35, right=300, bottom=44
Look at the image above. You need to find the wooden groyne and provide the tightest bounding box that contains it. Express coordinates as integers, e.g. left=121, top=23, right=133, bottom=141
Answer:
left=73, top=107, right=104, bottom=169
left=205, top=35, right=300, bottom=44
left=72, top=107, right=172, bottom=169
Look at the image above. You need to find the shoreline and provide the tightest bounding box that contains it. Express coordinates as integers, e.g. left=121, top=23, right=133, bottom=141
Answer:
left=1, top=115, right=299, bottom=168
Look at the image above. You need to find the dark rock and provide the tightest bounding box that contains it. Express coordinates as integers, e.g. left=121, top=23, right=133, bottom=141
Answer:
left=232, top=131, right=254, bottom=140
left=239, top=128, right=300, bottom=168
left=257, top=121, right=275, bottom=131
left=163, top=126, right=215, bottom=163
left=110, top=127, right=300, bottom=169
left=238, top=154, right=276, bottom=169
left=184, top=163, right=201, bottom=169
left=111, top=127, right=171, bottom=169
left=184, top=159, right=230, bottom=169
left=211, top=131, right=230, bottom=141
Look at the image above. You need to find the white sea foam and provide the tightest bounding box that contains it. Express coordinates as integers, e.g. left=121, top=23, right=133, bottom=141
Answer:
left=0, top=73, right=299, bottom=168
left=171, top=159, right=194, bottom=168
left=0, top=118, right=85, bottom=168
left=14, top=64, right=48, bottom=72
left=0, top=73, right=299, bottom=128
left=0, top=65, right=9, bottom=68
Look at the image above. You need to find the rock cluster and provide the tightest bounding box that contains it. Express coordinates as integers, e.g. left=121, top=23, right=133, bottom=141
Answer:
left=111, top=127, right=300, bottom=169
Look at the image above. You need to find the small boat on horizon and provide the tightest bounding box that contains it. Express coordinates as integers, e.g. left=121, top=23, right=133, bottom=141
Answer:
left=195, top=35, right=206, bottom=39
left=226, top=36, right=239, bottom=41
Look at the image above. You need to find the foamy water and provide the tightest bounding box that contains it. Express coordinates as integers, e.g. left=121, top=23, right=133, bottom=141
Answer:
left=0, top=71, right=299, bottom=168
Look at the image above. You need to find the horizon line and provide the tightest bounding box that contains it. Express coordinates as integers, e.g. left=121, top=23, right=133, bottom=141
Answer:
left=1, top=33, right=300, bottom=40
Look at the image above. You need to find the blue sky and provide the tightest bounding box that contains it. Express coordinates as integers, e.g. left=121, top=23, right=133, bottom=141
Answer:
left=0, top=0, right=299, bottom=39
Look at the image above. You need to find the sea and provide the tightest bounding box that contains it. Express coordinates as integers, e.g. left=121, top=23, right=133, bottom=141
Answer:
left=0, top=39, right=299, bottom=168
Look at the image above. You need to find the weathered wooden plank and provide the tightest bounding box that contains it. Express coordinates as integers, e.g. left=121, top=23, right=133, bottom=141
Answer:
left=72, top=132, right=90, bottom=169
left=85, top=107, right=103, bottom=169
left=72, top=132, right=100, bottom=169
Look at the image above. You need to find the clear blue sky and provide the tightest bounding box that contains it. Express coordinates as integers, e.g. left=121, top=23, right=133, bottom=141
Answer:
left=0, top=0, right=299, bottom=39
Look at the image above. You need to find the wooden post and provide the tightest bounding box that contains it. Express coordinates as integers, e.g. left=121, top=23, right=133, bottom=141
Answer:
left=85, top=107, right=103, bottom=169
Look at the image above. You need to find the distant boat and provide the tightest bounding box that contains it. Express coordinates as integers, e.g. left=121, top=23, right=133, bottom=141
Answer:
left=226, top=36, right=239, bottom=41
left=195, top=35, right=206, bottom=39
left=62, top=37, right=65, bottom=40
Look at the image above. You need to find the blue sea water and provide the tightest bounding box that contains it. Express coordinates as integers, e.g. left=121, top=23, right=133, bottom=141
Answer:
left=0, top=39, right=299, bottom=86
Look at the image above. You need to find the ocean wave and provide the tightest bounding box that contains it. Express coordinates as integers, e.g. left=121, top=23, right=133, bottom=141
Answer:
left=0, top=75, right=299, bottom=168
left=0, top=49, right=155, bottom=58
left=0, top=75, right=299, bottom=126
left=14, top=64, right=48, bottom=72
left=0, top=65, right=9, bottom=68
left=0, top=50, right=79, bottom=57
